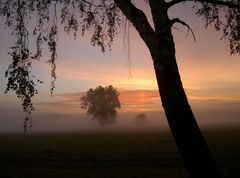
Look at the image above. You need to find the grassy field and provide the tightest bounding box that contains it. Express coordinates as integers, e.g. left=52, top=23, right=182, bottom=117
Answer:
left=0, top=127, right=239, bottom=178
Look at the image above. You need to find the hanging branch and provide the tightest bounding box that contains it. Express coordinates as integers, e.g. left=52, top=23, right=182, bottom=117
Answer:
left=4, top=0, right=38, bottom=133
left=171, top=18, right=197, bottom=42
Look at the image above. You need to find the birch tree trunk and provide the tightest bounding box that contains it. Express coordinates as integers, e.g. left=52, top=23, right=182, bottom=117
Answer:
left=114, top=0, right=222, bottom=177
left=152, top=31, right=221, bottom=178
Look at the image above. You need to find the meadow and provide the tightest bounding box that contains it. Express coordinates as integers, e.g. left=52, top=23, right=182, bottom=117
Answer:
left=0, top=127, right=239, bottom=178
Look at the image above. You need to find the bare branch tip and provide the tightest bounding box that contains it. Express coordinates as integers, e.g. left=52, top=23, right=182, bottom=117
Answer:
left=172, top=18, right=196, bottom=42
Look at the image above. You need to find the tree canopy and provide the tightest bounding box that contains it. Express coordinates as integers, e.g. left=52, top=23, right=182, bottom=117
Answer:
left=80, top=85, right=121, bottom=127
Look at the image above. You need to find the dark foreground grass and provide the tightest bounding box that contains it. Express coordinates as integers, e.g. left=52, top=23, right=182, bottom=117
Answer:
left=0, top=127, right=239, bottom=178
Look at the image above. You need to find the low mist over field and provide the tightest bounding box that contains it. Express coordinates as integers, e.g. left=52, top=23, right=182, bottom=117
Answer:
left=1, top=108, right=239, bottom=133
left=1, top=86, right=240, bottom=133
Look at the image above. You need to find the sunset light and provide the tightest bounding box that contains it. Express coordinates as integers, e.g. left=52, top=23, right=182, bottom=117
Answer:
left=1, top=14, right=240, bottom=131
left=0, top=1, right=239, bottom=177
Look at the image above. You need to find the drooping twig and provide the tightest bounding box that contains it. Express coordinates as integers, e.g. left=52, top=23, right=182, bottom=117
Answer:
left=171, top=18, right=196, bottom=42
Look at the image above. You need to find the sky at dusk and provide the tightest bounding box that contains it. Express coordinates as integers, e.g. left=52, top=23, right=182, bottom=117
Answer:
left=0, top=1, right=240, bottom=132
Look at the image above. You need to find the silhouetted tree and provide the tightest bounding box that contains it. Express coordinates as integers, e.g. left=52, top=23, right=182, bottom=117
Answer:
left=1, top=0, right=239, bottom=177
left=80, top=85, right=121, bottom=127
left=134, top=113, right=148, bottom=126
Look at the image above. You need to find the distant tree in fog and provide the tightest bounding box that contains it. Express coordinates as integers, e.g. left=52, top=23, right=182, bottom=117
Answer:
left=80, top=85, right=120, bottom=127
left=133, top=113, right=148, bottom=126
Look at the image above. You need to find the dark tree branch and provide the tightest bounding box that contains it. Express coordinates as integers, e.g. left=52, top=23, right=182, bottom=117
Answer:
left=82, top=0, right=101, bottom=7
left=149, top=0, right=169, bottom=34
left=168, top=0, right=240, bottom=9
left=172, top=18, right=196, bottom=42
left=114, top=0, right=158, bottom=51
left=82, top=0, right=105, bottom=8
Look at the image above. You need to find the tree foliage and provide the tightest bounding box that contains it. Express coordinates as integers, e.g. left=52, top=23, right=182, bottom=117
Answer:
left=133, top=113, right=148, bottom=126
left=80, top=85, right=121, bottom=127
left=1, top=1, right=239, bottom=177
left=194, top=0, right=240, bottom=54
left=0, top=0, right=239, bottom=131
left=0, top=0, right=121, bottom=132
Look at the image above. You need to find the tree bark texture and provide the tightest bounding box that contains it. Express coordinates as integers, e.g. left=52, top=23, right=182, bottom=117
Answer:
left=115, top=0, right=222, bottom=177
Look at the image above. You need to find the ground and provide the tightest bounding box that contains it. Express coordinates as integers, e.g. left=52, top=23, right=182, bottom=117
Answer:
left=0, top=127, right=239, bottom=178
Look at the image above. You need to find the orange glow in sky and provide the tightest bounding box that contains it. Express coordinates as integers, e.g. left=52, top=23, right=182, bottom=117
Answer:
left=0, top=1, right=240, bottom=132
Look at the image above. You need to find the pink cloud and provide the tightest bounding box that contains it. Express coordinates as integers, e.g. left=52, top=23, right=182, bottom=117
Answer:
left=56, top=92, right=85, bottom=100
left=119, top=90, right=159, bottom=105
left=55, top=89, right=161, bottom=112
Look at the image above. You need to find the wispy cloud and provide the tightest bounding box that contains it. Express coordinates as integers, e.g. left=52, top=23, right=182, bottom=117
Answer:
left=41, top=84, right=240, bottom=114
left=185, top=82, right=240, bottom=101
left=55, top=89, right=161, bottom=112
left=56, top=92, right=85, bottom=100
left=119, top=90, right=159, bottom=105
left=56, top=90, right=160, bottom=104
